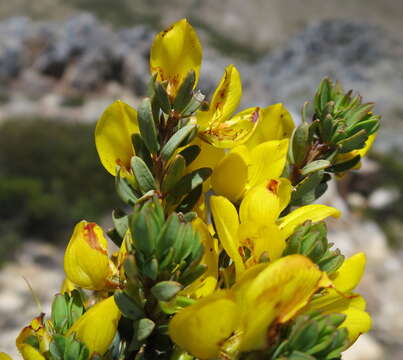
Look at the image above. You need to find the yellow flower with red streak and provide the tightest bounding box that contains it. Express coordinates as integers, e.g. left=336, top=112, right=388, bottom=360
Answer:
left=64, top=220, right=119, bottom=291
left=169, top=255, right=332, bottom=358
left=210, top=178, right=340, bottom=278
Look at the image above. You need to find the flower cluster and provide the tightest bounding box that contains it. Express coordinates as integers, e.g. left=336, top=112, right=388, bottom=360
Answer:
left=2, top=19, right=379, bottom=360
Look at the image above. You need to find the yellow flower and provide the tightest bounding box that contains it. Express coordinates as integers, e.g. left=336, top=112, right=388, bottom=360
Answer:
left=67, top=296, right=121, bottom=356
left=64, top=220, right=116, bottom=291
left=16, top=315, right=50, bottom=360
left=169, top=255, right=331, bottom=357
left=210, top=179, right=340, bottom=278
left=60, top=277, right=78, bottom=294
left=196, top=65, right=261, bottom=148
left=244, top=103, right=294, bottom=148
left=306, top=253, right=371, bottom=343
left=211, top=139, right=289, bottom=203
left=95, top=100, right=139, bottom=176
left=150, top=19, right=202, bottom=98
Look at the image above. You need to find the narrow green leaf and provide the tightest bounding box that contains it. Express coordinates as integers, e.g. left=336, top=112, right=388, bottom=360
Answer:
left=131, top=156, right=158, bottom=193
left=179, top=145, right=201, bottom=166
left=137, top=98, right=159, bottom=154
left=135, top=318, right=156, bottom=342
left=169, top=168, right=212, bottom=200
left=161, top=124, right=197, bottom=161
left=115, top=167, right=138, bottom=205
left=173, top=70, right=196, bottom=113
left=161, top=155, right=186, bottom=193
left=155, top=81, right=171, bottom=114
left=114, top=291, right=144, bottom=320
left=151, top=281, right=183, bottom=301
left=300, top=160, right=330, bottom=176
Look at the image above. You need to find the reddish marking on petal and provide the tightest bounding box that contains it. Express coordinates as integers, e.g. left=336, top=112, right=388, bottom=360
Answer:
left=84, top=223, right=107, bottom=255
left=161, top=25, right=174, bottom=37
left=251, top=107, right=260, bottom=123
left=266, top=179, right=279, bottom=194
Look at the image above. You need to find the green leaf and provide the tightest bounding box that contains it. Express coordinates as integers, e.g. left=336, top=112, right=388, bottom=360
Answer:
left=142, top=257, right=159, bottom=280
left=156, top=214, right=181, bottom=260
left=300, top=160, right=330, bottom=176
left=131, top=156, right=158, bottom=193
left=151, top=281, right=183, bottom=301
left=114, top=291, right=144, bottom=320
left=179, top=264, right=207, bottom=286
left=155, top=81, right=171, bottom=114
left=112, top=209, right=129, bottom=239
left=327, top=155, right=361, bottom=173
left=137, top=98, right=159, bottom=154
left=51, top=294, right=69, bottom=334
left=115, top=167, right=138, bottom=205
left=291, top=170, right=325, bottom=206
left=182, top=90, right=206, bottom=117
left=176, top=184, right=202, bottom=213
left=135, top=318, right=156, bottom=342
left=291, top=123, right=310, bottom=166
left=160, top=124, right=197, bottom=161
left=173, top=70, right=196, bottom=113
left=132, top=133, right=153, bottom=170
left=179, top=145, right=201, bottom=166
left=337, top=129, right=367, bottom=153
left=161, top=155, right=186, bottom=193
left=169, top=168, right=212, bottom=200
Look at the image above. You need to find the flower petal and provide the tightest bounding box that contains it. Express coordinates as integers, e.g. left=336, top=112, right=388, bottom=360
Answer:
left=95, top=100, right=138, bottom=176
left=201, top=107, right=261, bottom=148
left=67, top=296, right=121, bottom=356
left=150, top=19, right=202, bottom=97
left=247, top=139, right=289, bottom=190
left=210, top=196, right=245, bottom=278
left=278, top=204, right=341, bottom=239
left=332, top=253, right=366, bottom=293
left=211, top=145, right=250, bottom=202
left=64, top=221, right=113, bottom=291
left=245, top=103, right=294, bottom=148
left=197, top=64, right=241, bottom=131
left=234, top=255, right=331, bottom=351
left=169, top=291, right=238, bottom=359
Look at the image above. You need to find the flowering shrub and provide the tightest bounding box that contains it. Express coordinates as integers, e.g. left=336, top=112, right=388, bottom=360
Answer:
left=1, top=18, right=380, bottom=360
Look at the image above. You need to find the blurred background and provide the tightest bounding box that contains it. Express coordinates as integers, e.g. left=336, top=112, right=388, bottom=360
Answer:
left=1, top=0, right=403, bottom=358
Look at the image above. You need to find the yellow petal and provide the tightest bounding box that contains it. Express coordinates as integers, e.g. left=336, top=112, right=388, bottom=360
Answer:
left=210, top=196, right=245, bottom=278
left=307, top=290, right=371, bottom=344
left=95, top=100, right=138, bottom=176
left=187, top=138, right=225, bottom=191
left=239, top=223, right=286, bottom=263
left=247, top=139, right=289, bottom=190
left=150, top=19, right=202, bottom=97
left=278, top=204, right=341, bottom=239
left=64, top=221, right=112, bottom=291
left=245, top=103, right=294, bottom=148
left=341, top=306, right=372, bottom=343
left=201, top=107, right=260, bottom=148
left=169, top=291, right=239, bottom=359
left=332, top=253, right=366, bottom=293
left=211, top=145, right=250, bottom=202
left=235, top=255, right=330, bottom=351
left=60, top=277, right=78, bottom=294
left=17, top=346, right=45, bottom=360
left=67, top=296, right=121, bottom=356
left=239, top=180, right=281, bottom=225
left=0, top=353, right=13, bottom=360
left=197, top=64, right=241, bottom=131
left=16, top=315, right=49, bottom=360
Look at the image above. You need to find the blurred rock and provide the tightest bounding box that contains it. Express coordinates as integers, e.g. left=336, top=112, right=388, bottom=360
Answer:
left=343, top=334, right=384, bottom=360
left=258, top=20, right=403, bottom=152
left=368, top=187, right=400, bottom=210
left=0, top=240, right=64, bottom=358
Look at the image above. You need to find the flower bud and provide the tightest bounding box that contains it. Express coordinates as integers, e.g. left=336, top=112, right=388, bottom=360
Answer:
left=64, top=220, right=113, bottom=291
